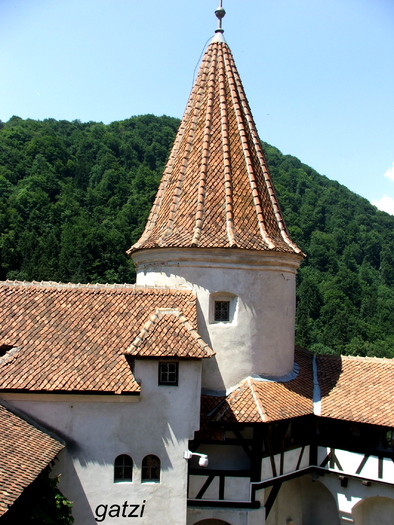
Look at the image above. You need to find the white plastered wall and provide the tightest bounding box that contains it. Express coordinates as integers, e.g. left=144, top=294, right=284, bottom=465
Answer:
left=187, top=507, right=265, bottom=525
left=352, top=496, right=394, bottom=525
left=133, top=248, right=302, bottom=392
left=265, top=476, right=340, bottom=525
left=2, top=359, right=202, bottom=525
left=317, top=472, right=394, bottom=525
left=266, top=468, right=394, bottom=525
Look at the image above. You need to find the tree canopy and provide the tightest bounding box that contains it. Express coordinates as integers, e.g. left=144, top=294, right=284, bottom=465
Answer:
left=1, top=115, right=393, bottom=358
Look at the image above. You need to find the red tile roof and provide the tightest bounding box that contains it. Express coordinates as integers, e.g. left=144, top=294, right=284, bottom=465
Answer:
left=200, top=349, right=394, bottom=428
left=126, top=308, right=214, bottom=359
left=128, top=40, right=302, bottom=256
left=1, top=281, right=392, bottom=428
left=0, top=404, right=63, bottom=516
left=207, top=348, right=314, bottom=424
left=0, top=281, right=197, bottom=394
left=318, top=354, right=394, bottom=427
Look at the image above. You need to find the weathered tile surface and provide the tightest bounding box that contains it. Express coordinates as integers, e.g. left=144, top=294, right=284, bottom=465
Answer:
left=208, top=348, right=314, bottom=424
left=0, top=404, right=63, bottom=516
left=128, top=41, right=302, bottom=256
left=0, top=281, right=197, bottom=394
left=318, top=354, right=394, bottom=427
left=126, top=308, right=214, bottom=359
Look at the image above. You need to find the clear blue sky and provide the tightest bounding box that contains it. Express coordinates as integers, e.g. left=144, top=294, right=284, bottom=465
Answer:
left=1, top=0, right=393, bottom=213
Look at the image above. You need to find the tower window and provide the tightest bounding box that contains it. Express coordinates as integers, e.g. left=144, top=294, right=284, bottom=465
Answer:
left=159, top=362, right=178, bottom=386
left=214, top=300, right=230, bottom=321
left=114, top=454, right=133, bottom=482
left=209, top=292, right=237, bottom=324
left=142, top=455, right=160, bottom=483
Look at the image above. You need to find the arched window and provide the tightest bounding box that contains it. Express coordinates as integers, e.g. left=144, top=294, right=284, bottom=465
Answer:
left=141, top=455, right=160, bottom=483
left=114, top=454, right=133, bottom=482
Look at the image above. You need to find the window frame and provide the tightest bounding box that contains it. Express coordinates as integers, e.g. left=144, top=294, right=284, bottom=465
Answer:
left=209, top=292, right=237, bottom=324
left=141, top=455, right=161, bottom=483
left=214, top=300, right=230, bottom=321
left=114, top=454, right=133, bottom=483
left=158, top=361, right=179, bottom=386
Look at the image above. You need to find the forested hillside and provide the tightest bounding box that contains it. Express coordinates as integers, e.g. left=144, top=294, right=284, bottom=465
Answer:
left=1, top=115, right=393, bottom=358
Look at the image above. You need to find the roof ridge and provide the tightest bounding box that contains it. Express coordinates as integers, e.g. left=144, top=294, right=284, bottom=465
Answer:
left=163, top=97, right=201, bottom=242
left=223, top=45, right=275, bottom=249
left=227, top=50, right=302, bottom=254
left=191, top=44, right=218, bottom=246
left=217, top=45, right=236, bottom=246
left=318, top=353, right=394, bottom=363
left=0, top=280, right=191, bottom=292
left=247, top=377, right=267, bottom=423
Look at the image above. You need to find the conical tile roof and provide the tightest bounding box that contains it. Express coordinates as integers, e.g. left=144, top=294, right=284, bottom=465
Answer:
left=128, top=35, right=301, bottom=255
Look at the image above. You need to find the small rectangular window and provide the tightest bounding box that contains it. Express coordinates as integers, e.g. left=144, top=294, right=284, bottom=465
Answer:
left=214, top=301, right=230, bottom=321
left=159, top=362, right=178, bottom=386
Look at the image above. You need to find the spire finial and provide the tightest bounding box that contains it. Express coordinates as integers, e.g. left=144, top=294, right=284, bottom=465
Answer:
left=215, top=1, right=226, bottom=34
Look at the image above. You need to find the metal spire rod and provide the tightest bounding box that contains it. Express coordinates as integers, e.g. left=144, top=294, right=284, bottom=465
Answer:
left=215, top=1, right=226, bottom=33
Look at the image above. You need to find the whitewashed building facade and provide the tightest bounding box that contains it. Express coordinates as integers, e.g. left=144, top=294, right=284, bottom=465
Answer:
left=1, top=5, right=393, bottom=525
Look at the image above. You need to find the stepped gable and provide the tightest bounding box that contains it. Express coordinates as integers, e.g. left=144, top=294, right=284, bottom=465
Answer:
left=317, top=354, right=394, bottom=427
left=0, top=404, right=63, bottom=516
left=126, top=308, right=214, bottom=359
left=128, top=34, right=302, bottom=256
left=0, top=281, right=197, bottom=394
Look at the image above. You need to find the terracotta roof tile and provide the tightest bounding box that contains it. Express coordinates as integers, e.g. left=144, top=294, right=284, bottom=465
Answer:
left=128, top=41, right=302, bottom=256
left=125, top=308, right=214, bottom=359
left=0, top=404, right=63, bottom=516
left=206, top=348, right=314, bottom=424
left=318, top=354, right=394, bottom=427
left=201, top=351, right=394, bottom=428
left=0, top=281, right=197, bottom=394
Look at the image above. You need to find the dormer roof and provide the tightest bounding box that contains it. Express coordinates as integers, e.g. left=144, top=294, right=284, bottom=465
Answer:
left=125, top=308, right=214, bottom=359
left=128, top=38, right=302, bottom=256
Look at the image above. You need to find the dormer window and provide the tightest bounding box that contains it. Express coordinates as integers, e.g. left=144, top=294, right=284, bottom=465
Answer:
left=209, top=292, right=237, bottom=324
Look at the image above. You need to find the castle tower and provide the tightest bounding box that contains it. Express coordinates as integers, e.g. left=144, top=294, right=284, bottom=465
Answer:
left=128, top=6, right=304, bottom=392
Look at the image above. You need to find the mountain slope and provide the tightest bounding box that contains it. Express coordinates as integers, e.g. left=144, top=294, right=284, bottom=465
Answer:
left=0, top=115, right=393, bottom=358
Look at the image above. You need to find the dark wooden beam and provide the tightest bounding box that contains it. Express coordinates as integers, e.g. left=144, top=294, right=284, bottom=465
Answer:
left=189, top=468, right=250, bottom=477
left=219, top=475, right=225, bottom=500
left=251, top=426, right=264, bottom=482
left=264, top=483, right=282, bottom=518
left=187, top=499, right=260, bottom=509
left=196, top=474, right=215, bottom=499
left=233, top=428, right=253, bottom=460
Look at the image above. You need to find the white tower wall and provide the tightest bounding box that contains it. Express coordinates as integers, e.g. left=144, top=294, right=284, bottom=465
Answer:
left=133, top=248, right=301, bottom=392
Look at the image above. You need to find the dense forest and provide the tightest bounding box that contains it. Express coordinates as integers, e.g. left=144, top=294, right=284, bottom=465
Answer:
left=0, top=115, right=393, bottom=358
